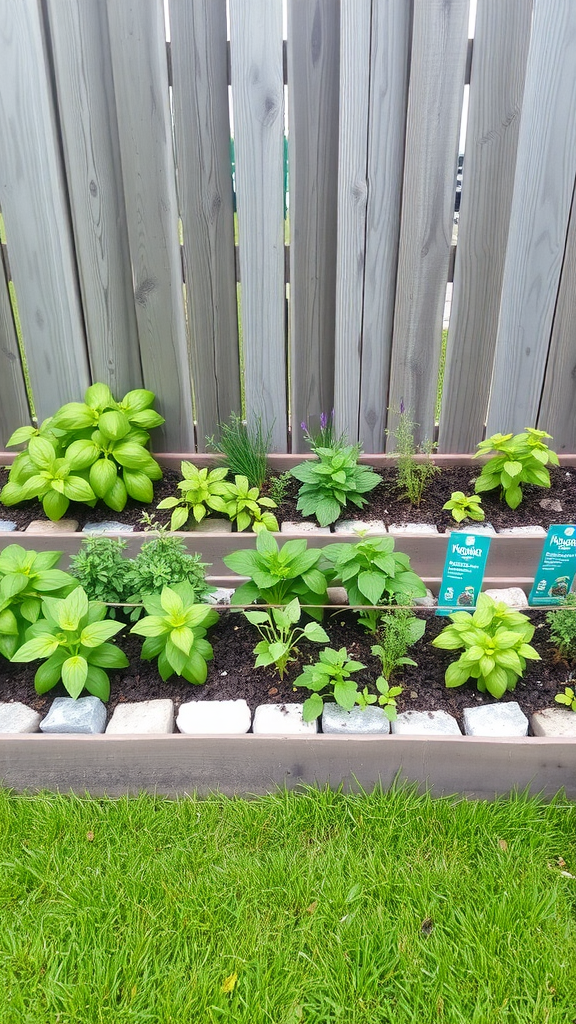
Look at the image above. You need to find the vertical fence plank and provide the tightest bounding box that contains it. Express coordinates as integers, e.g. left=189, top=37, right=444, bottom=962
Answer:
left=0, top=0, right=90, bottom=420
left=170, top=0, right=240, bottom=450
left=229, top=0, right=287, bottom=451
left=438, top=0, right=532, bottom=453
left=0, top=255, right=30, bottom=443
left=359, top=0, right=411, bottom=452
left=333, top=0, right=371, bottom=444
left=46, top=0, right=142, bottom=398
left=386, top=0, right=469, bottom=449
left=537, top=179, right=576, bottom=451
left=288, top=0, right=339, bottom=453
left=106, top=0, right=194, bottom=450
left=486, top=0, right=576, bottom=435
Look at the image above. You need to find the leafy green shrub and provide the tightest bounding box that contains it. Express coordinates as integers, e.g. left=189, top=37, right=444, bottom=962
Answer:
left=12, top=586, right=128, bottom=700
left=555, top=686, right=576, bottom=711
left=294, top=647, right=365, bottom=721
left=371, top=608, right=425, bottom=681
left=207, top=413, right=271, bottom=489
left=443, top=491, right=485, bottom=523
left=69, top=537, right=132, bottom=613
left=130, top=583, right=218, bottom=684
left=157, top=463, right=232, bottom=530
left=321, top=536, right=427, bottom=632
left=386, top=405, right=439, bottom=506
left=473, top=428, right=559, bottom=509
left=1, top=384, right=164, bottom=519
left=546, top=593, right=576, bottom=663
left=244, top=598, right=328, bottom=679
left=432, top=593, right=540, bottom=698
left=290, top=444, right=381, bottom=526
left=217, top=475, right=278, bottom=532
left=0, top=544, right=75, bottom=659
left=223, top=531, right=328, bottom=620
left=126, top=523, right=213, bottom=611
left=268, top=471, right=292, bottom=506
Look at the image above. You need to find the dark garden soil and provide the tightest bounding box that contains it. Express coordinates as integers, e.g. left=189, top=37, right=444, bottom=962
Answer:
left=1, top=463, right=575, bottom=533
left=1, top=609, right=571, bottom=733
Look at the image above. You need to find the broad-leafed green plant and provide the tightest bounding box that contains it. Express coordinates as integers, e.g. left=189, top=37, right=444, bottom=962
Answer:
left=223, top=531, right=328, bottom=620
left=11, top=586, right=128, bottom=700
left=207, top=413, right=271, bottom=489
left=244, top=598, right=328, bottom=679
left=473, top=428, right=559, bottom=509
left=69, top=537, right=132, bottom=614
left=1, top=384, right=164, bottom=518
left=385, top=405, right=439, bottom=506
left=0, top=545, right=76, bottom=659
left=356, top=678, right=403, bottom=721
left=157, top=462, right=232, bottom=530
left=130, top=583, right=218, bottom=684
left=321, top=536, right=427, bottom=632
left=546, top=593, right=576, bottom=663
left=290, top=444, right=381, bottom=527
left=555, top=686, right=576, bottom=711
left=218, top=475, right=278, bottom=532
left=294, top=647, right=365, bottom=722
left=443, top=491, right=485, bottom=523
left=371, top=608, right=425, bottom=681
left=432, top=593, right=540, bottom=698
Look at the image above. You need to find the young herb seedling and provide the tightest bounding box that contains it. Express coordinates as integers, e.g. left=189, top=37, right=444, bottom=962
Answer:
left=244, top=598, right=328, bottom=679
left=443, top=491, right=485, bottom=523
left=294, top=646, right=365, bottom=721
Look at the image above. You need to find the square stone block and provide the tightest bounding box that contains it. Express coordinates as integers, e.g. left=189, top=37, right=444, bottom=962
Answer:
left=207, top=587, right=236, bottom=605
left=0, top=520, right=17, bottom=532
left=463, top=702, right=528, bottom=737
left=83, top=521, right=134, bottom=534
left=0, top=701, right=41, bottom=733
left=530, top=707, right=576, bottom=737
left=106, top=699, right=174, bottom=734
left=280, top=521, right=331, bottom=534
left=252, top=703, right=317, bottom=734
left=40, top=696, right=106, bottom=734
left=327, top=586, right=349, bottom=605
left=177, top=699, right=251, bottom=735
left=333, top=520, right=386, bottom=535
left=483, top=587, right=528, bottom=610
left=388, top=523, right=438, bottom=535
left=26, top=518, right=78, bottom=533
left=496, top=525, right=547, bottom=537
left=321, top=704, right=389, bottom=734
left=391, top=710, right=461, bottom=735
left=186, top=518, right=232, bottom=534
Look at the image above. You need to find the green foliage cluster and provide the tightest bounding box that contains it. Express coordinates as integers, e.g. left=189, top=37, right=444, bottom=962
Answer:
left=290, top=444, right=381, bottom=527
left=555, top=686, right=576, bottom=711
left=443, top=491, right=485, bottom=523
left=158, top=462, right=278, bottom=533
left=474, top=428, right=559, bottom=509
left=432, top=593, right=540, bottom=699
left=268, top=471, right=291, bottom=506
left=371, top=608, right=425, bottom=683
left=1, top=385, right=164, bottom=520
left=130, top=583, right=218, bottom=684
left=294, top=647, right=366, bottom=721
left=546, top=593, right=576, bottom=663
left=386, top=406, right=439, bottom=506
left=356, top=675, right=403, bottom=720
left=68, top=537, right=132, bottom=613
left=224, top=531, right=328, bottom=621
left=244, top=598, right=328, bottom=679
left=0, top=544, right=76, bottom=658
left=207, top=413, right=271, bottom=489
left=12, top=586, right=128, bottom=700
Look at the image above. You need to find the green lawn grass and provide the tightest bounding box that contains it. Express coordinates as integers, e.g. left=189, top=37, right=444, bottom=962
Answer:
left=0, top=787, right=574, bottom=1023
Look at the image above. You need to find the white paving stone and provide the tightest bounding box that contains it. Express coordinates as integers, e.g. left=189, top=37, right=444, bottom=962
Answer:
left=177, top=699, right=251, bottom=735
left=40, top=696, right=107, bottom=734
left=280, top=521, right=331, bottom=534
left=321, top=704, right=390, bottom=734
left=496, top=525, right=547, bottom=537
left=327, top=586, right=349, bottom=605
left=83, top=520, right=134, bottom=534
left=388, top=523, right=438, bottom=535
left=414, top=587, right=437, bottom=608
left=0, top=520, right=17, bottom=532
left=466, top=523, right=496, bottom=535
left=186, top=518, right=232, bottom=533
left=333, top=520, right=386, bottom=535
left=483, top=587, right=528, bottom=610
left=106, top=699, right=174, bottom=734
left=253, top=703, right=318, bottom=734
left=530, top=707, right=576, bottom=737
left=207, top=587, right=236, bottom=605
left=0, top=702, right=41, bottom=733
left=463, top=702, right=528, bottom=736
left=391, top=710, right=461, bottom=735
left=26, top=518, right=78, bottom=533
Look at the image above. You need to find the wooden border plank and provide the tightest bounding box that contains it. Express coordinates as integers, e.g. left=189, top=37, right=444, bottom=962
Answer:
left=46, top=0, right=142, bottom=398
left=386, top=0, right=469, bottom=448
left=0, top=0, right=90, bottom=419
left=287, top=0, right=339, bottom=453
left=106, top=0, right=195, bottom=450
left=486, top=0, right=576, bottom=434
left=438, top=0, right=533, bottom=452
left=229, top=0, right=287, bottom=450
left=169, top=0, right=241, bottom=449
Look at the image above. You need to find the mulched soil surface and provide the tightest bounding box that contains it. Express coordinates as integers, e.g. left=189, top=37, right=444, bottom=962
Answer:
left=1, top=609, right=571, bottom=733
left=1, top=463, right=575, bottom=533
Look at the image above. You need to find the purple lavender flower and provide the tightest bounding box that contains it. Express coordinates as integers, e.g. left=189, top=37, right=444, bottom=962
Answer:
left=301, top=421, right=308, bottom=433
left=399, top=398, right=405, bottom=415
left=320, top=412, right=327, bottom=430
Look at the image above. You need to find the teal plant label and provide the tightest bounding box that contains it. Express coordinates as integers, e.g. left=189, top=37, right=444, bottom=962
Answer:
left=436, top=531, right=492, bottom=616
left=528, top=524, right=576, bottom=605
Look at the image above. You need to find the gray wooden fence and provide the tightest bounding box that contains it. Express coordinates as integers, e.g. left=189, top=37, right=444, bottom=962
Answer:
left=1, top=0, right=576, bottom=453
